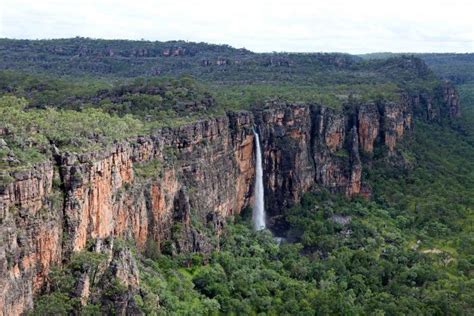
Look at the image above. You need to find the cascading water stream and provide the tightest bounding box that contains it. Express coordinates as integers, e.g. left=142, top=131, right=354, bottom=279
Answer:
left=252, top=130, right=266, bottom=230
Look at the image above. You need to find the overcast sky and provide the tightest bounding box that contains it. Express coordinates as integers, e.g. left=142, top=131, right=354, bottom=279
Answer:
left=0, top=0, right=473, bottom=53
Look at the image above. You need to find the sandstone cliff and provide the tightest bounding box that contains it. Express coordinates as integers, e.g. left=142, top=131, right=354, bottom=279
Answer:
left=0, top=111, right=255, bottom=315
left=254, top=97, right=413, bottom=217
left=0, top=84, right=459, bottom=315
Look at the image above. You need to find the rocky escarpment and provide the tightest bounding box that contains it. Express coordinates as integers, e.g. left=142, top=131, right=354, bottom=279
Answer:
left=254, top=82, right=458, bottom=218
left=0, top=111, right=255, bottom=315
left=254, top=97, right=413, bottom=216
left=0, top=84, right=459, bottom=315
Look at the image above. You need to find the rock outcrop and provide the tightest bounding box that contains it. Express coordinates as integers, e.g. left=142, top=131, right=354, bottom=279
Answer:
left=253, top=98, right=414, bottom=215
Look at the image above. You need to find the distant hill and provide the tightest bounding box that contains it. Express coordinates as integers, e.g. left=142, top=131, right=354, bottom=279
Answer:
left=0, top=37, right=358, bottom=83
left=360, top=52, right=474, bottom=84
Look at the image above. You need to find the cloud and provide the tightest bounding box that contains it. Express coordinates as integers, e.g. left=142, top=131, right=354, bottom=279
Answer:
left=0, top=0, right=472, bottom=53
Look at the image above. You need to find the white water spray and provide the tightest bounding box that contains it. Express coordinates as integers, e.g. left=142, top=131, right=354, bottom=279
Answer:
left=253, top=130, right=266, bottom=230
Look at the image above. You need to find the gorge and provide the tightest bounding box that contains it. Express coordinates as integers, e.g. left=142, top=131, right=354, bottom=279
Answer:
left=0, top=38, right=471, bottom=315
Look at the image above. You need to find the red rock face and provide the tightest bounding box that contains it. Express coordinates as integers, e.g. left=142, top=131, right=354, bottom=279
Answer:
left=312, top=106, right=364, bottom=197
left=0, top=112, right=255, bottom=315
left=0, top=162, right=54, bottom=212
left=358, top=104, right=380, bottom=154
left=58, top=113, right=256, bottom=255
left=60, top=144, right=135, bottom=252
left=0, top=162, right=62, bottom=316
left=234, top=134, right=255, bottom=213
left=324, top=121, right=345, bottom=152
left=313, top=107, right=352, bottom=192
left=256, top=103, right=315, bottom=213
left=382, top=102, right=412, bottom=152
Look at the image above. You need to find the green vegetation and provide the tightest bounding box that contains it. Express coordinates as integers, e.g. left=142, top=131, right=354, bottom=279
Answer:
left=133, top=159, right=162, bottom=178
left=215, top=82, right=401, bottom=110
left=0, top=69, right=405, bottom=115
left=459, top=83, right=474, bottom=136
left=0, top=49, right=444, bottom=175
left=31, top=250, right=108, bottom=315
left=0, top=38, right=440, bottom=87
left=0, top=38, right=362, bottom=84
left=0, top=41, right=444, bottom=126
left=135, top=189, right=472, bottom=314
left=0, top=95, right=142, bottom=171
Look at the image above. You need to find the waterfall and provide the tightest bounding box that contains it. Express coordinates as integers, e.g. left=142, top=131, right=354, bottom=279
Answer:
left=253, top=130, right=266, bottom=230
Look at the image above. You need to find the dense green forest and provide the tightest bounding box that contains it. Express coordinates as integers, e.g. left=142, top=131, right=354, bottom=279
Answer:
left=2, top=38, right=472, bottom=84
left=0, top=38, right=356, bottom=82
left=0, top=38, right=442, bottom=87
left=0, top=39, right=472, bottom=314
